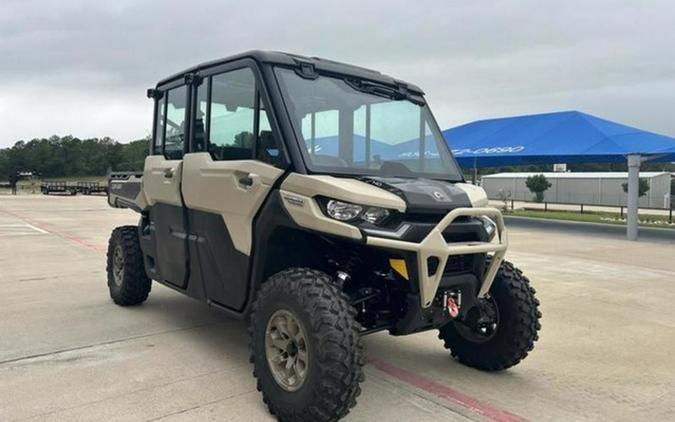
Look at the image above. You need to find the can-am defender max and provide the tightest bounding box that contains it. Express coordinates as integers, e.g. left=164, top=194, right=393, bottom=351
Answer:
left=106, top=51, right=541, bottom=422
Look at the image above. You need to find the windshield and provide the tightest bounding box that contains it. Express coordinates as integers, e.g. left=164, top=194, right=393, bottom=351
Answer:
left=274, top=68, right=463, bottom=181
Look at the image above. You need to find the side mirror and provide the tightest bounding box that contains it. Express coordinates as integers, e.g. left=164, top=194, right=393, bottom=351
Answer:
left=146, top=88, right=163, bottom=99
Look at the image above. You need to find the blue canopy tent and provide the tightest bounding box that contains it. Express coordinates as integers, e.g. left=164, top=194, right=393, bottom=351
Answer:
left=443, top=111, right=675, bottom=167
left=442, top=111, right=675, bottom=240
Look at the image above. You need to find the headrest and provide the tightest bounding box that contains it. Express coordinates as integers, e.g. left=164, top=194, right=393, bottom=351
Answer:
left=259, top=130, right=274, bottom=146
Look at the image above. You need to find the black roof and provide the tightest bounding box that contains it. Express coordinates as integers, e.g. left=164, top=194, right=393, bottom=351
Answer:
left=156, top=50, right=424, bottom=94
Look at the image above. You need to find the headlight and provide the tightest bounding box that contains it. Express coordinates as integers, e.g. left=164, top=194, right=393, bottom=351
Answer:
left=325, top=199, right=391, bottom=225
left=362, top=207, right=390, bottom=225
left=478, top=216, right=497, bottom=240
left=326, top=200, right=363, bottom=221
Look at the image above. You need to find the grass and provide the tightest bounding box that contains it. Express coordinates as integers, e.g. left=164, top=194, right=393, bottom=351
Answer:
left=506, top=208, right=675, bottom=229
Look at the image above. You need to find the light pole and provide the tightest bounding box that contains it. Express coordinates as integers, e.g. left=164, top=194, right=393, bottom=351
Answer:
left=626, top=154, right=641, bottom=241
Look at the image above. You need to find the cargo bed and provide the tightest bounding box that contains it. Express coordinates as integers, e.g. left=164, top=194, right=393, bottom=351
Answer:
left=107, top=172, right=144, bottom=212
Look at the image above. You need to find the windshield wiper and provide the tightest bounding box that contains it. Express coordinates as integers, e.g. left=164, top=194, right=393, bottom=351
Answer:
left=344, top=78, right=425, bottom=106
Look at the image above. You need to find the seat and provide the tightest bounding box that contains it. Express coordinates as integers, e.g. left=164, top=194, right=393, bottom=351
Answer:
left=257, top=130, right=281, bottom=166
left=193, top=118, right=206, bottom=152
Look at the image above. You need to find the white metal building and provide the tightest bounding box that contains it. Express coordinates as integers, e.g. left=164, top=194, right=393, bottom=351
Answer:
left=481, top=172, right=673, bottom=209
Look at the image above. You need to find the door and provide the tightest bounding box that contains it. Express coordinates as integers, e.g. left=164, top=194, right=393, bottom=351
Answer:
left=181, top=66, right=285, bottom=309
left=143, top=84, right=190, bottom=288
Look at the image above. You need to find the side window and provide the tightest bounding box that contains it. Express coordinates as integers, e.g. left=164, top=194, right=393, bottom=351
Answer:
left=164, top=85, right=188, bottom=160
left=209, top=69, right=255, bottom=160
left=207, top=67, right=281, bottom=164
left=152, top=94, right=166, bottom=155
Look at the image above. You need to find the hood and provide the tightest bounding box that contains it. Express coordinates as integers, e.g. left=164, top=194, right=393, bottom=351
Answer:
left=359, top=177, right=484, bottom=213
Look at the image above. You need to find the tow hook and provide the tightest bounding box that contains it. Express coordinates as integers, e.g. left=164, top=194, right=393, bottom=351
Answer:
left=336, top=271, right=350, bottom=289
left=442, top=290, right=462, bottom=319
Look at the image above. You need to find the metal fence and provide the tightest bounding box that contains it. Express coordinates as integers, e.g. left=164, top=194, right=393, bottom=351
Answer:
left=490, top=190, right=672, bottom=210
left=497, top=198, right=674, bottom=224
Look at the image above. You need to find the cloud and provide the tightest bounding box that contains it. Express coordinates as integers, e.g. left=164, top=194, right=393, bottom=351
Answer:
left=1, top=0, right=675, bottom=146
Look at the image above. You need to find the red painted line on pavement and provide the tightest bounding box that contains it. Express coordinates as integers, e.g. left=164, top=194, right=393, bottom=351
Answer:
left=0, top=207, right=106, bottom=253
left=369, top=357, right=530, bottom=422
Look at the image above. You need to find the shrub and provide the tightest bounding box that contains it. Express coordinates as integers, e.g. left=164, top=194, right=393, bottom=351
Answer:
left=622, top=178, right=650, bottom=198
left=526, top=174, right=552, bottom=203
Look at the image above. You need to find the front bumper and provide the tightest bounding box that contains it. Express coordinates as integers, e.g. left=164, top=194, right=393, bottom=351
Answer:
left=365, top=207, right=508, bottom=308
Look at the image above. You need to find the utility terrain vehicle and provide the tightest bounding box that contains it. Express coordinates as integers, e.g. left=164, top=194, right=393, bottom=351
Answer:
left=106, top=51, right=541, bottom=422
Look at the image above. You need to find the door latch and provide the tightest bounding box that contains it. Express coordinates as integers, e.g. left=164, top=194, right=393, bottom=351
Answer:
left=238, top=175, right=253, bottom=187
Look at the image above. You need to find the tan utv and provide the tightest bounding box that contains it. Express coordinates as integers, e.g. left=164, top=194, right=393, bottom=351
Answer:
left=106, top=51, right=541, bottom=422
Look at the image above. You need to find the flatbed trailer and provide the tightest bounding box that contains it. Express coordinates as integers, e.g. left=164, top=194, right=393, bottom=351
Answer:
left=41, top=181, right=77, bottom=195
left=77, top=181, right=108, bottom=195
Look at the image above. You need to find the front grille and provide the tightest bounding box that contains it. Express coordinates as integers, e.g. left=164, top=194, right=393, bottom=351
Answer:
left=444, top=255, right=473, bottom=274
left=442, top=231, right=480, bottom=243
left=404, top=212, right=446, bottom=224
left=442, top=218, right=486, bottom=243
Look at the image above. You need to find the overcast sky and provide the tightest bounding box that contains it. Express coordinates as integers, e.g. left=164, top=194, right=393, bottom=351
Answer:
left=1, top=0, right=674, bottom=147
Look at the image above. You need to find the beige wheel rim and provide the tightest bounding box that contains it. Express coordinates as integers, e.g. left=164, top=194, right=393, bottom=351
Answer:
left=265, top=309, right=309, bottom=392
left=112, top=246, right=124, bottom=287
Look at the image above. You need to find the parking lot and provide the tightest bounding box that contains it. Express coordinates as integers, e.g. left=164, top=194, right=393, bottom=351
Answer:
left=1, top=195, right=674, bottom=422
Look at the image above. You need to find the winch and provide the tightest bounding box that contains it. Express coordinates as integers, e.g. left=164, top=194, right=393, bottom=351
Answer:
left=442, top=290, right=462, bottom=319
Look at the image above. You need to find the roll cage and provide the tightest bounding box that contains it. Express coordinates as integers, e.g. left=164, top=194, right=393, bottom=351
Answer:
left=146, top=50, right=457, bottom=182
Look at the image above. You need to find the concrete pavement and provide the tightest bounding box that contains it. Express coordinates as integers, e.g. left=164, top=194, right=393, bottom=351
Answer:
left=1, top=195, right=674, bottom=421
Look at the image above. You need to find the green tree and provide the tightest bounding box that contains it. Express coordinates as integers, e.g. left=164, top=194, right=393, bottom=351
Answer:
left=526, top=174, right=552, bottom=203
left=0, top=149, right=9, bottom=179
left=0, top=135, right=152, bottom=178
left=117, top=137, right=150, bottom=171
left=622, top=178, right=650, bottom=198
left=234, top=131, right=255, bottom=148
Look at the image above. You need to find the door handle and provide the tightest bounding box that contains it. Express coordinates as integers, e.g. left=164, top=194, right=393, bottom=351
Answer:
left=163, top=168, right=174, bottom=179
left=238, top=174, right=254, bottom=187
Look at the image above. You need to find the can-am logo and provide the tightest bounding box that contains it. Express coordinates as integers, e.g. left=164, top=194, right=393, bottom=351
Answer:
left=452, top=146, right=526, bottom=156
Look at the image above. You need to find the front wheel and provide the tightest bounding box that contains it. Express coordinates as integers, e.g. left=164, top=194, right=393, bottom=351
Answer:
left=249, top=268, right=364, bottom=422
left=106, top=226, right=151, bottom=306
left=439, top=260, right=541, bottom=371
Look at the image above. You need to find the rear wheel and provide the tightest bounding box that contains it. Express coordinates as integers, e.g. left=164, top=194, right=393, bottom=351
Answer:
left=249, top=268, right=364, bottom=422
left=439, top=260, right=541, bottom=371
left=106, top=226, right=151, bottom=306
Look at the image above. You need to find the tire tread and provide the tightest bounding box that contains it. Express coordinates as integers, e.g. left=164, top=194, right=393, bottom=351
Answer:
left=439, top=260, right=541, bottom=371
left=249, top=268, right=363, bottom=422
left=106, top=225, right=151, bottom=306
